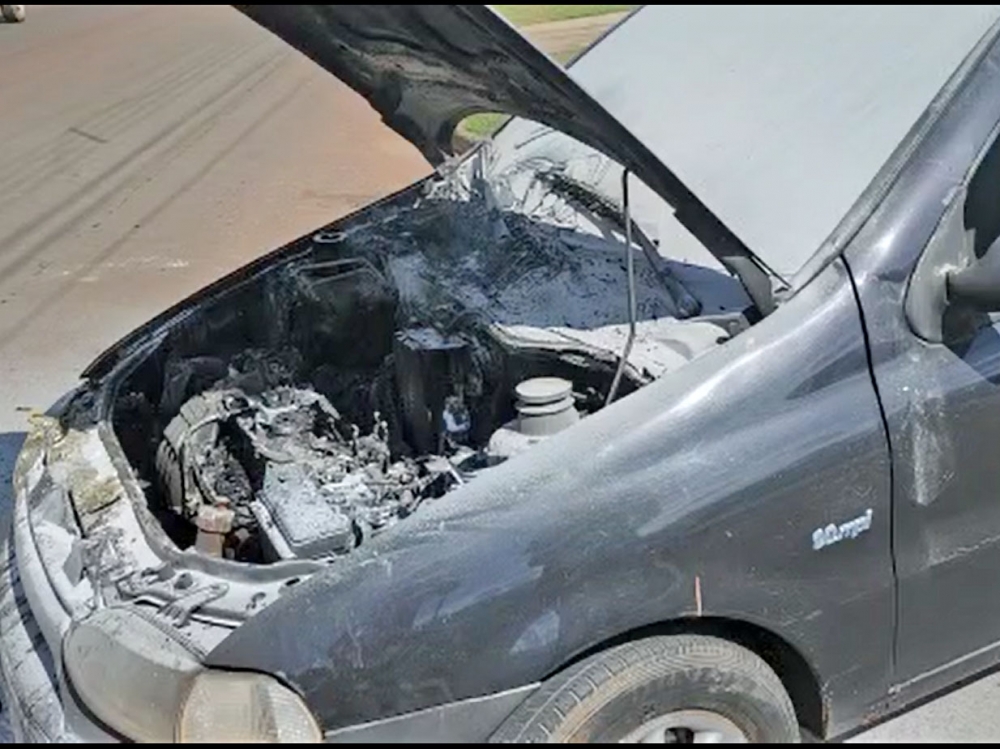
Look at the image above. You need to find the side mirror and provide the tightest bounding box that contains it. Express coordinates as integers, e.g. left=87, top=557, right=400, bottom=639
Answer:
left=947, top=236, right=1000, bottom=312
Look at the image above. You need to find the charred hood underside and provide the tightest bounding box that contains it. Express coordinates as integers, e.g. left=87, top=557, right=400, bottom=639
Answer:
left=231, top=4, right=778, bottom=316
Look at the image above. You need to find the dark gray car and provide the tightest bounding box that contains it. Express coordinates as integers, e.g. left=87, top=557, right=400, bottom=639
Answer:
left=6, top=4, right=1000, bottom=743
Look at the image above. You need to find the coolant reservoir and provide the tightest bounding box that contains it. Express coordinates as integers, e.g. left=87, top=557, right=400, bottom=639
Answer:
left=487, top=377, right=579, bottom=462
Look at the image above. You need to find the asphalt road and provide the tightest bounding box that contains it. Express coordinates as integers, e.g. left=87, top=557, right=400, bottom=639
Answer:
left=0, top=3, right=426, bottom=426
left=0, top=6, right=426, bottom=735
left=0, top=4, right=998, bottom=744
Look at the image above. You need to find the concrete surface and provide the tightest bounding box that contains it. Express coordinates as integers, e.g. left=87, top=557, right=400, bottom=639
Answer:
left=520, top=10, right=630, bottom=62
left=0, top=5, right=428, bottom=737
left=0, top=4, right=999, bottom=744
left=846, top=678, right=1000, bottom=743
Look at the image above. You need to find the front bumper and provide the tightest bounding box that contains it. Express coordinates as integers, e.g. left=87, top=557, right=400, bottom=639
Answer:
left=0, top=521, right=71, bottom=742
left=0, top=426, right=114, bottom=743
left=0, top=503, right=87, bottom=742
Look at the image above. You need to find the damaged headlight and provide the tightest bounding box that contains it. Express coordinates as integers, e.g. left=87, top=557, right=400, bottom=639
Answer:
left=64, top=608, right=320, bottom=742
left=177, top=670, right=321, bottom=743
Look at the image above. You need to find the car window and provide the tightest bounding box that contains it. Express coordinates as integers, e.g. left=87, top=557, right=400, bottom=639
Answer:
left=964, top=129, right=1000, bottom=259
left=904, top=123, right=1000, bottom=343
left=905, top=123, right=1000, bottom=343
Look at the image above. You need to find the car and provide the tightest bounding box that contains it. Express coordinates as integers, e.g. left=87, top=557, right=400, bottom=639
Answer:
left=6, top=3, right=1000, bottom=743
left=1, top=5, right=25, bottom=23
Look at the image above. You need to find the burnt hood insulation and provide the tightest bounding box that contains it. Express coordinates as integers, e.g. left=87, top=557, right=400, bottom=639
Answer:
left=231, top=4, right=776, bottom=314
left=234, top=4, right=653, bottom=169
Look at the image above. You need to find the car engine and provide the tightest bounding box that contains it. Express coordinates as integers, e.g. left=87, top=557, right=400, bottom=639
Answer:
left=156, top=383, right=461, bottom=562
left=152, top=338, right=588, bottom=563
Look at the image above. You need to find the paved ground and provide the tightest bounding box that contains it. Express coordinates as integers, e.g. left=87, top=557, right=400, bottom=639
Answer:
left=520, top=10, right=630, bottom=62
left=0, top=6, right=427, bottom=735
left=846, top=678, right=1000, bottom=743
left=1, top=4, right=999, bottom=743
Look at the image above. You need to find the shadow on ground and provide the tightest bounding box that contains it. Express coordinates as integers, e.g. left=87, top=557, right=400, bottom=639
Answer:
left=0, top=432, right=26, bottom=516
left=0, top=431, right=25, bottom=740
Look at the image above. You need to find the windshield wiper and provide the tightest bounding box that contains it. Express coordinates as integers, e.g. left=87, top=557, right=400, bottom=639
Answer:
left=538, top=170, right=701, bottom=318
left=539, top=169, right=784, bottom=317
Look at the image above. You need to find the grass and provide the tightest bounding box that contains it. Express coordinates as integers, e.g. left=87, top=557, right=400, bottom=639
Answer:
left=492, top=5, right=635, bottom=27
left=461, top=113, right=512, bottom=140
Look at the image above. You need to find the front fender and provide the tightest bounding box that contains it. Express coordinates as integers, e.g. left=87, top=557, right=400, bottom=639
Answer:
left=205, top=259, right=893, bottom=738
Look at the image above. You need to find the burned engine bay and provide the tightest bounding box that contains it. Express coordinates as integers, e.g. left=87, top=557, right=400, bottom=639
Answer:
left=112, top=175, right=746, bottom=565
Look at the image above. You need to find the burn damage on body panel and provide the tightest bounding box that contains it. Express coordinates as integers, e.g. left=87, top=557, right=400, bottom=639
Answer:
left=106, top=166, right=744, bottom=565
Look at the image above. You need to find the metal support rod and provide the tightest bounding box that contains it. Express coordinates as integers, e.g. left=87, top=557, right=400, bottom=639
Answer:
left=606, top=169, right=637, bottom=407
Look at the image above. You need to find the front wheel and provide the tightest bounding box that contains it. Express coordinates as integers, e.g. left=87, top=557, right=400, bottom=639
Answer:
left=1, top=5, right=26, bottom=23
left=490, top=635, right=801, bottom=743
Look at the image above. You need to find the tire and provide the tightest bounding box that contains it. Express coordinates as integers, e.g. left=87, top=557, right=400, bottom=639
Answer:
left=490, top=635, right=800, bottom=744
left=2, top=6, right=26, bottom=23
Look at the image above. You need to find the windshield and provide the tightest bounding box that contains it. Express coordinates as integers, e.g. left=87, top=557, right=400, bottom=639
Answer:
left=488, top=4, right=1000, bottom=280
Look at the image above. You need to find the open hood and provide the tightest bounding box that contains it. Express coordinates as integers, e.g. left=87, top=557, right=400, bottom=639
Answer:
left=234, top=4, right=651, bottom=171
left=233, top=4, right=775, bottom=311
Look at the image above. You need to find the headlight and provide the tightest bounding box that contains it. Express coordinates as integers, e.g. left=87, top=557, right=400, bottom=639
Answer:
left=177, top=670, right=322, bottom=743
left=64, top=608, right=321, bottom=743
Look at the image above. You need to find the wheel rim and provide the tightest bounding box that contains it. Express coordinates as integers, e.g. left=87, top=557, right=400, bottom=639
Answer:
left=619, top=709, right=749, bottom=744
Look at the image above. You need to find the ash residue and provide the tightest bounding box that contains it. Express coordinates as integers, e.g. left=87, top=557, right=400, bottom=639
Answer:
left=328, top=194, right=723, bottom=378
left=373, top=198, right=680, bottom=331
left=157, top=384, right=455, bottom=562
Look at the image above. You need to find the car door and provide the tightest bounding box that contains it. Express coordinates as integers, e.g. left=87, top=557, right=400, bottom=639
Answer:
left=848, top=102, right=1000, bottom=694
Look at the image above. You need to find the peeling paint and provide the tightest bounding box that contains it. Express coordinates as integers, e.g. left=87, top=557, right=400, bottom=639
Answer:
left=906, top=389, right=955, bottom=508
